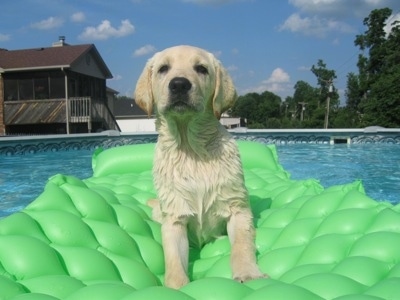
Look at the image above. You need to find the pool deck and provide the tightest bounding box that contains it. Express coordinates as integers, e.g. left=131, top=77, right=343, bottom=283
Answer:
left=1, top=127, right=400, bottom=155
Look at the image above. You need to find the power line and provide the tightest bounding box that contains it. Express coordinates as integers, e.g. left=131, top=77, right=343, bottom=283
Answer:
left=335, top=9, right=400, bottom=78
left=335, top=51, right=360, bottom=77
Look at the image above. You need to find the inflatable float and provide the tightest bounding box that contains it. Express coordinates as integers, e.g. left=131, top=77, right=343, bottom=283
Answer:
left=1, top=141, right=400, bottom=299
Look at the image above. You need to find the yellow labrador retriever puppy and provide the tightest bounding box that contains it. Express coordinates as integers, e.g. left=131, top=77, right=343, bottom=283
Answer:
left=134, top=45, right=264, bottom=289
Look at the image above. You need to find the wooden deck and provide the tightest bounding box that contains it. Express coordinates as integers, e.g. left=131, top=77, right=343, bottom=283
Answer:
left=4, top=98, right=119, bottom=132
left=4, top=99, right=66, bottom=124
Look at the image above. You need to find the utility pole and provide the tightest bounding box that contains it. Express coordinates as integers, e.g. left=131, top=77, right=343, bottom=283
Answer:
left=323, top=79, right=333, bottom=129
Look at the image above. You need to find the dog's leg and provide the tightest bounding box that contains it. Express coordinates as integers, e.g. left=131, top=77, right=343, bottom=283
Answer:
left=227, top=208, right=265, bottom=282
left=147, top=199, right=163, bottom=223
left=162, top=217, right=190, bottom=289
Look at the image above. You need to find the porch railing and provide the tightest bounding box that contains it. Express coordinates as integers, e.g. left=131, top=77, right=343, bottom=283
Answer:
left=68, top=97, right=120, bottom=132
left=69, top=97, right=91, bottom=123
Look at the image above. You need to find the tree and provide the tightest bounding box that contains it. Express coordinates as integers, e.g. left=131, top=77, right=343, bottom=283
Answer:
left=281, top=96, right=300, bottom=128
left=231, top=93, right=260, bottom=127
left=354, top=8, right=392, bottom=79
left=311, top=59, right=339, bottom=128
left=353, top=8, right=400, bottom=127
left=345, top=72, right=362, bottom=111
left=291, top=80, right=319, bottom=124
left=231, top=91, right=282, bottom=128
left=116, top=95, right=133, bottom=101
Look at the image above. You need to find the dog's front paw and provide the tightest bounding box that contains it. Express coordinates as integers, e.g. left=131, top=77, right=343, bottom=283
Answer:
left=165, top=273, right=190, bottom=289
left=233, top=267, right=268, bottom=283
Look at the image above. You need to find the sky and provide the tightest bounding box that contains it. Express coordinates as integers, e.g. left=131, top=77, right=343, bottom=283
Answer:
left=1, top=0, right=400, bottom=104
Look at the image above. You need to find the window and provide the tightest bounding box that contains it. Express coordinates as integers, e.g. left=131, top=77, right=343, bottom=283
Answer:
left=34, top=77, right=49, bottom=99
left=4, top=79, right=18, bottom=100
left=19, top=79, right=34, bottom=100
left=4, top=71, right=67, bottom=100
left=50, top=76, right=65, bottom=98
left=69, top=78, right=77, bottom=97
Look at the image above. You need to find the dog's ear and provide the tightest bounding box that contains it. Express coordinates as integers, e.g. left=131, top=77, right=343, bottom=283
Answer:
left=134, top=57, right=154, bottom=117
left=212, top=59, right=237, bottom=119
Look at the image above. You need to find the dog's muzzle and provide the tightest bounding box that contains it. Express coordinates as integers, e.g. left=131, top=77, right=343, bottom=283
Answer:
left=168, top=77, right=192, bottom=111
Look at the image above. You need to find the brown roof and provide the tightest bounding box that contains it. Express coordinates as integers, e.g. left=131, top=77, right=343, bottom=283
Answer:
left=113, top=98, right=148, bottom=118
left=0, top=44, right=112, bottom=78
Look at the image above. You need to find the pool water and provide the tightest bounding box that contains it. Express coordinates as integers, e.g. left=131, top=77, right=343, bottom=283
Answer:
left=276, top=143, right=400, bottom=204
left=0, top=150, right=93, bottom=217
left=0, top=143, right=399, bottom=217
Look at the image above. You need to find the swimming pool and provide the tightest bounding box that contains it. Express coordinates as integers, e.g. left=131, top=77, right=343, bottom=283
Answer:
left=1, top=142, right=399, bottom=217
left=0, top=149, right=93, bottom=217
left=276, top=143, right=400, bottom=204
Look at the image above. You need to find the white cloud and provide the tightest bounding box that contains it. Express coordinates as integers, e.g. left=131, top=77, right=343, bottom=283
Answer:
left=289, top=0, right=349, bottom=16
left=227, top=65, right=238, bottom=72
left=212, top=50, right=222, bottom=58
left=244, top=68, right=291, bottom=95
left=31, top=17, right=64, bottom=30
left=297, top=65, right=310, bottom=72
left=133, top=44, right=156, bottom=57
left=267, top=68, right=290, bottom=84
left=285, top=0, right=400, bottom=38
left=79, top=19, right=135, bottom=40
left=0, top=33, right=10, bottom=42
left=279, top=13, right=354, bottom=38
left=263, top=68, right=290, bottom=93
left=71, top=12, right=85, bottom=23
left=110, top=74, right=122, bottom=81
left=181, top=0, right=237, bottom=4
left=288, top=0, right=399, bottom=18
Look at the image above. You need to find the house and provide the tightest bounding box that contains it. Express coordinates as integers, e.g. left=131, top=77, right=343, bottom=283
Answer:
left=113, top=97, right=156, bottom=132
left=0, top=37, right=120, bottom=135
left=106, top=86, right=120, bottom=119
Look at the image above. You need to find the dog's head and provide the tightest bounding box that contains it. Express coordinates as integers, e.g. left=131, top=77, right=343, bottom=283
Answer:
left=134, top=45, right=237, bottom=119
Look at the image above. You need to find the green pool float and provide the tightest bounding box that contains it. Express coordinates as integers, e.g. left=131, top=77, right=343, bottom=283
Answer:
left=1, top=141, right=400, bottom=299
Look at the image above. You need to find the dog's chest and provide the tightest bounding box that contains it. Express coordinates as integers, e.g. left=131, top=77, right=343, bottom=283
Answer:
left=154, top=142, right=246, bottom=218
left=158, top=152, right=228, bottom=209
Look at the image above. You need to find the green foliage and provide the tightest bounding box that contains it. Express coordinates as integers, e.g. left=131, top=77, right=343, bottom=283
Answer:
left=361, top=64, right=400, bottom=127
left=345, top=72, right=363, bottom=112
left=231, top=91, right=283, bottom=128
left=116, top=95, right=134, bottom=102
left=330, top=107, right=362, bottom=128
left=311, top=60, right=338, bottom=109
left=351, top=7, right=400, bottom=127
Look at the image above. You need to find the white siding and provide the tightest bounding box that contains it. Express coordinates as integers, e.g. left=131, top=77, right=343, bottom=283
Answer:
left=117, top=117, right=240, bottom=132
left=117, top=119, right=156, bottom=132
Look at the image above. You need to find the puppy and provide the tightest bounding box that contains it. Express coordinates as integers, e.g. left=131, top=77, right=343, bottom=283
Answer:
left=134, top=45, right=264, bottom=289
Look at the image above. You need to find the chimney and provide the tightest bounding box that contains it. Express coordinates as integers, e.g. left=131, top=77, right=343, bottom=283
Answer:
left=52, top=36, right=68, bottom=47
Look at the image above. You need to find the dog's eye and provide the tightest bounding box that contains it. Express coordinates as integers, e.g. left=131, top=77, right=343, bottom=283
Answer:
left=194, top=65, right=208, bottom=75
left=158, top=65, right=169, bottom=74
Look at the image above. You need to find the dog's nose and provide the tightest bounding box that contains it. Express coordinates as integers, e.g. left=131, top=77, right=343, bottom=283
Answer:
left=169, top=77, right=192, bottom=94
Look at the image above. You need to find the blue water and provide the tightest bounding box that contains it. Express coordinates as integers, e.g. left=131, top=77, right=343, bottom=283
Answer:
left=276, top=143, right=400, bottom=204
left=0, top=150, right=93, bottom=217
left=0, top=143, right=399, bottom=217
